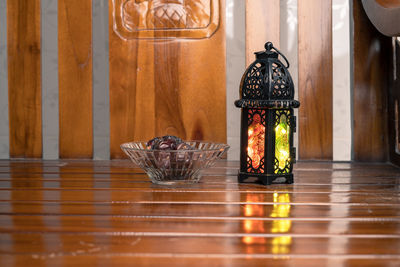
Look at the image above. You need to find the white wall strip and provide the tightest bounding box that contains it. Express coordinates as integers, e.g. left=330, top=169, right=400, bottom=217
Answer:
left=280, top=0, right=298, bottom=159
left=226, top=0, right=245, bottom=160
left=93, top=0, right=110, bottom=160
left=0, top=0, right=9, bottom=159
left=332, top=0, right=351, bottom=161
left=42, top=0, right=59, bottom=159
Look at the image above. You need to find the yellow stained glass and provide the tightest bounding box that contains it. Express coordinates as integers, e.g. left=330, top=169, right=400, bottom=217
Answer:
left=275, top=113, right=290, bottom=172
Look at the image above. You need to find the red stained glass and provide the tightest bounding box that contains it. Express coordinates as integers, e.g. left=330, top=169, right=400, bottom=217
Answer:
left=247, top=111, right=265, bottom=172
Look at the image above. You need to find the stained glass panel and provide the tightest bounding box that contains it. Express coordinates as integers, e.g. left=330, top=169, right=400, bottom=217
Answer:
left=247, top=110, right=265, bottom=173
left=275, top=111, right=290, bottom=173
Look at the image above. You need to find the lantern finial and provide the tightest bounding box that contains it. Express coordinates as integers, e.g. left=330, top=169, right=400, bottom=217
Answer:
left=265, top=42, right=273, bottom=51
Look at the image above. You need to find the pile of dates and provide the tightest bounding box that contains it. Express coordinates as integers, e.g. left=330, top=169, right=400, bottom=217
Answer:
left=146, top=135, right=194, bottom=169
left=146, top=135, right=193, bottom=150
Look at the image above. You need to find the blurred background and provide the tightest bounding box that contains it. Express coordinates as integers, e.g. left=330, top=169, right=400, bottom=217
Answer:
left=0, top=0, right=397, bottom=164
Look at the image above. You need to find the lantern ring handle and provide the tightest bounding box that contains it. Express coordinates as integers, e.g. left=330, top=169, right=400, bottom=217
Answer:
left=265, top=42, right=290, bottom=69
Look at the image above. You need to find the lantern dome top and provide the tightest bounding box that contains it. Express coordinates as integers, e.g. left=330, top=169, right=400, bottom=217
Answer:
left=235, top=42, right=300, bottom=109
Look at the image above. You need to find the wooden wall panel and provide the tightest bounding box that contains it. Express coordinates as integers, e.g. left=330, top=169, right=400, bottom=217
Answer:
left=388, top=39, right=400, bottom=166
left=298, top=0, right=332, bottom=160
left=245, top=0, right=280, bottom=65
left=109, top=2, right=153, bottom=159
left=154, top=41, right=185, bottom=138
left=178, top=9, right=226, bottom=144
left=353, top=0, right=391, bottom=162
left=7, top=0, right=42, bottom=158
left=58, top=0, right=93, bottom=158
left=109, top=0, right=226, bottom=159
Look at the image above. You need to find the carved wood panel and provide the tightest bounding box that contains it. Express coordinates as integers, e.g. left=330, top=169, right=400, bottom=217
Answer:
left=112, top=0, right=219, bottom=39
left=109, top=0, right=226, bottom=159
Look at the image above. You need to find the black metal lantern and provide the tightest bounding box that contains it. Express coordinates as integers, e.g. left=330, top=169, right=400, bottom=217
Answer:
left=235, top=42, right=300, bottom=185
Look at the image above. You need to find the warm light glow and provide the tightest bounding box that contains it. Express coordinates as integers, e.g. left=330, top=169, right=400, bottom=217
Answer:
left=270, top=193, right=292, bottom=233
left=275, top=113, right=290, bottom=172
left=271, top=236, right=292, bottom=254
left=248, top=129, right=254, bottom=136
left=248, top=112, right=265, bottom=171
left=242, top=194, right=266, bottom=245
left=242, top=236, right=255, bottom=245
left=244, top=204, right=254, bottom=217
left=271, top=220, right=292, bottom=234
left=244, top=220, right=253, bottom=231
left=270, top=192, right=292, bottom=254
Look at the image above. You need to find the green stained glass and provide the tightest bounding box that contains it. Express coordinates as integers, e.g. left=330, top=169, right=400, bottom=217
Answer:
left=275, top=113, right=290, bottom=172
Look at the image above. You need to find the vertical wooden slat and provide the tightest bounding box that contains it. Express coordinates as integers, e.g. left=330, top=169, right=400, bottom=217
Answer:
left=109, top=0, right=226, bottom=159
left=7, top=0, right=42, bottom=158
left=245, top=0, right=280, bottom=66
left=58, top=0, right=93, bottom=158
left=109, top=0, right=150, bottom=159
left=352, top=0, right=390, bottom=162
left=298, top=0, right=333, bottom=160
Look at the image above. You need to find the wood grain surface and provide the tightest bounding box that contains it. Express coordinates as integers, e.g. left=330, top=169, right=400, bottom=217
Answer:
left=7, top=0, right=42, bottom=158
left=245, top=0, right=280, bottom=65
left=58, top=0, right=93, bottom=158
left=0, top=160, right=400, bottom=266
left=109, top=0, right=141, bottom=159
left=353, top=0, right=391, bottom=162
left=109, top=0, right=226, bottom=159
left=298, top=0, right=332, bottom=160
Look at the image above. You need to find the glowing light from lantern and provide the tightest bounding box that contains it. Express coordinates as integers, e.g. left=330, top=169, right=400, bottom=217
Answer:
left=270, top=192, right=292, bottom=254
left=275, top=113, right=290, bottom=172
left=247, top=113, right=265, bottom=171
left=242, top=194, right=266, bottom=245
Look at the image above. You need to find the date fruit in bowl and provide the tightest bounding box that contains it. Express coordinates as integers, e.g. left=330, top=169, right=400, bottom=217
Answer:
left=121, top=136, right=229, bottom=185
left=146, top=135, right=184, bottom=150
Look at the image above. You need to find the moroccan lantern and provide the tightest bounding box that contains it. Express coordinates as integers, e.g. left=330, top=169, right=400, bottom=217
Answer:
left=235, top=42, right=300, bottom=185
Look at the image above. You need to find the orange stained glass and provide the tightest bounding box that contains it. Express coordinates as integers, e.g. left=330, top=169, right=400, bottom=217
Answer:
left=247, top=111, right=265, bottom=172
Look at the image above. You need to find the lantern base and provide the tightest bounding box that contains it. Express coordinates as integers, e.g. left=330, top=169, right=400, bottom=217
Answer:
left=238, top=172, right=293, bottom=185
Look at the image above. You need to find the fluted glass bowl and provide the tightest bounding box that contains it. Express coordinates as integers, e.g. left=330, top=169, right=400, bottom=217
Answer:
left=121, top=141, right=230, bottom=185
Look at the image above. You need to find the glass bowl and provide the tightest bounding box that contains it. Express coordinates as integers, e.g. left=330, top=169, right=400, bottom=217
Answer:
left=121, top=141, right=230, bottom=185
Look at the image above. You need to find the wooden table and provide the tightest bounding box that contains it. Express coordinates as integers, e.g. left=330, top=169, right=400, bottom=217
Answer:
left=1, top=160, right=400, bottom=266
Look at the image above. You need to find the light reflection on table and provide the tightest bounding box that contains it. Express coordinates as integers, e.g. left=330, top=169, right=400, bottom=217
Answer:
left=242, top=192, right=292, bottom=255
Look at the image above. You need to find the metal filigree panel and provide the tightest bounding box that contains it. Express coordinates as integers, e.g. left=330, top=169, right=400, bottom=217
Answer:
left=270, top=61, right=293, bottom=99
left=112, top=0, right=220, bottom=39
left=241, top=62, right=266, bottom=99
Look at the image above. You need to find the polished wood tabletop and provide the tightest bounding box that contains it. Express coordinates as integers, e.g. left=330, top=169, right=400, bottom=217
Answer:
left=0, top=160, right=400, bottom=266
